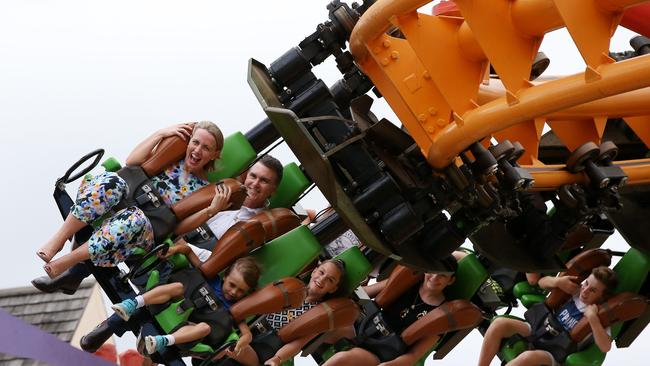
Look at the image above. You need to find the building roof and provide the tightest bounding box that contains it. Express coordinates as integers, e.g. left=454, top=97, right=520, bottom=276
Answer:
left=0, top=280, right=96, bottom=365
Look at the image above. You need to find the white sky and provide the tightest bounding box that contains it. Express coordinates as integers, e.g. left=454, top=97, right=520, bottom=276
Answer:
left=0, top=1, right=647, bottom=365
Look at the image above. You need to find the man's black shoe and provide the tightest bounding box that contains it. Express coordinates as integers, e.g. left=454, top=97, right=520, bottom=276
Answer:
left=80, top=319, right=114, bottom=353
left=31, top=269, right=83, bottom=295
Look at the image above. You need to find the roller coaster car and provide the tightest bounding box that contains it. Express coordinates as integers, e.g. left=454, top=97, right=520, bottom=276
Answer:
left=205, top=245, right=373, bottom=366
left=499, top=248, right=650, bottom=365
left=133, top=207, right=305, bottom=358
left=311, top=253, right=486, bottom=365
left=49, top=129, right=316, bottom=365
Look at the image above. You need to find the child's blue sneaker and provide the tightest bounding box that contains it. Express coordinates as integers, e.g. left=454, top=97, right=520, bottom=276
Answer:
left=111, top=298, right=137, bottom=321
left=145, top=335, right=168, bottom=355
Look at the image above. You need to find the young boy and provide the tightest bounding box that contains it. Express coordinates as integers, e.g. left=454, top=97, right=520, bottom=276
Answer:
left=478, top=266, right=618, bottom=366
left=110, top=256, right=260, bottom=355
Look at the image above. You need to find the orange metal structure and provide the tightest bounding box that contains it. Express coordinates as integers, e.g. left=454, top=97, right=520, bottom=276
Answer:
left=349, top=0, right=650, bottom=190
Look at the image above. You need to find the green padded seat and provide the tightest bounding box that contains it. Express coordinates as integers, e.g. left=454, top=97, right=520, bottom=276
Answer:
left=208, top=132, right=256, bottom=183
left=250, top=225, right=322, bottom=287
left=444, top=253, right=489, bottom=300
left=102, top=157, right=122, bottom=172
left=332, top=246, right=372, bottom=295
left=513, top=281, right=548, bottom=309
left=268, top=163, right=311, bottom=209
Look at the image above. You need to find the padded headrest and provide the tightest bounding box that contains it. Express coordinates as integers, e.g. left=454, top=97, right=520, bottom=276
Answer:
left=199, top=220, right=266, bottom=279
left=230, top=277, right=306, bottom=324
left=141, top=123, right=195, bottom=177
left=569, top=292, right=648, bottom=342
left=375, top=265, right=423, bottom=309
left=276, top=297, right=359, bottom=343
left=400, top=299, right=483, bottom=346
left=545, top=249, right=612, bottom=309
left=171, top=178, right=246, bottom=221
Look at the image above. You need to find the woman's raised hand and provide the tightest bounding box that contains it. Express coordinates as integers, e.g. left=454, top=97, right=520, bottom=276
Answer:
left=158, top=123, right=193, bottom=140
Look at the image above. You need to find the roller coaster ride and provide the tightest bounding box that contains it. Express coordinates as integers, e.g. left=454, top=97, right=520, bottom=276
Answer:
left=42, top=1, right=650, bottom=365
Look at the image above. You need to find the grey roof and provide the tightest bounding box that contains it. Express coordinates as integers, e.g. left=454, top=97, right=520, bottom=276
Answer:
left=0, top=280, right=96, bottom=365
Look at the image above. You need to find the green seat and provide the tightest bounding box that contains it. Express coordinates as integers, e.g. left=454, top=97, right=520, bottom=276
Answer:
left=208, top=132, right=257, bottom=182
left=513, top=281, right=548, bottom=309
left=444, top=253, right=489, bottom=300
left=251, top=225, right=322, bottom=287
left=102, top=156, right=122, bottom=172
left=331, top=246, right=372, bottom=295
left=268, top=163, right=311, bottom=209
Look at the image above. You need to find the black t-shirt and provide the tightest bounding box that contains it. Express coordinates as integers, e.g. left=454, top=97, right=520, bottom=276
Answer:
left=383, top=285, right=440, bottom=334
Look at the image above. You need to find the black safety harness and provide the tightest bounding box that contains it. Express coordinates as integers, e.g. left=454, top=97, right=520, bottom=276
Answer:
left=148, top=268, right=234, bottom=349
left=515, top=302, right=581, bottom=363
left=113, top=165, right=179, bottom=243
left=352, top=301, right=408, bottom=362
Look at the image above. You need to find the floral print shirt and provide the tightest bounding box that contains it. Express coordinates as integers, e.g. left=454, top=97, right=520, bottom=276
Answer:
left=151, top=159, right=209, bottom=206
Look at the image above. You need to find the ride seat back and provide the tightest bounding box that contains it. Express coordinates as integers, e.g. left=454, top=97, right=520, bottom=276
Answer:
left=331, top=246, right=373, bottom=295
left=251, top=225, right=322, bottom=287
left=444, top=252, right=489, bottom=301
left=268, top=163, right=311, bottom=209
left=208, top=132, right=257, bottom=183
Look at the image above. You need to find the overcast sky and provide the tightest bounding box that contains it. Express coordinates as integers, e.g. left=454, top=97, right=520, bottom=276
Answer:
left=0, top=1, right=647, bottom=365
